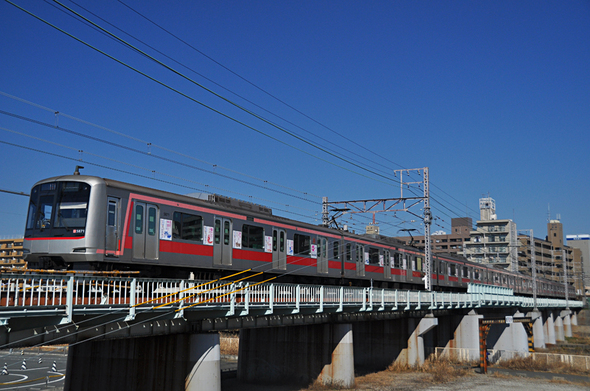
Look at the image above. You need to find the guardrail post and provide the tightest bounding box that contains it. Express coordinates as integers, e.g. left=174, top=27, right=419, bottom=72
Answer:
left=267, top=284, right=274, bottom=314
left=244, top=283, right=250, bottom=315
left=368, top=287, right=373, bottom=311
left=393, top=290, right=398, bottom=311
left=318, top=286, right=324, bottom=313
left=64, top=276, right=74, bottom=324
left=228, top=283, right=236, bottom=316
left=405, top=290, right=411, bottom=311
left=338, top=286, right=343, bottom=312
left=294, top=285, right=300, bottom=314
left=125, top=278, right=137, bottom=321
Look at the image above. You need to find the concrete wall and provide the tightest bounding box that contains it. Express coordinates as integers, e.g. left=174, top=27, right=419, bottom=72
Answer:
left=64, top=333, right=220, bottom=391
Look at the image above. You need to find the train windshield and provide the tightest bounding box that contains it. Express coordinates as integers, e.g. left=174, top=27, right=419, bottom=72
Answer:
left=25, top=181, right=91, bottom=237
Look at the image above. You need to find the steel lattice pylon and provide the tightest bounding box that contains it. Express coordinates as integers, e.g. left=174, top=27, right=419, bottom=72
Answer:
left=322, top=167, right=432, bottom=291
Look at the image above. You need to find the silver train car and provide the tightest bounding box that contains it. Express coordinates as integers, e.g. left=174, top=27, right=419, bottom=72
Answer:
left=22, top=174, right=572, bottom=299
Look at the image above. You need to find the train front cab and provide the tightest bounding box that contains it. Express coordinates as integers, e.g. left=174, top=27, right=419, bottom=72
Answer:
left=24, top=176, right=105, bottom=268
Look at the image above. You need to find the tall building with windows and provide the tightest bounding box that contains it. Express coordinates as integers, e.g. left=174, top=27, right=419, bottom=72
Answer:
left=566, top=234, right=589, bottom=293
left=463, top=197, right=518, bottom=271
left=516, top=219, right=583, bottom=295
left=393, top=217, right=472, bottom=257
left=0, top=238, right=26, bottom=268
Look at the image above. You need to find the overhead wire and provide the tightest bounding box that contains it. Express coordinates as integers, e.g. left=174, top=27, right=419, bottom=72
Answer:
left=49, top=0, right=402, bottom=185
left=2, top=1, right=479, bottom=234
left=113, top=0, right=481, bottom=224
left=5, top=0, right=396, bottom=188
left=56, top=0, right=395, bottom=180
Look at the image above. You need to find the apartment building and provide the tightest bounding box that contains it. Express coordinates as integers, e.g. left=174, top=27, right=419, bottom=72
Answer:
left=0, top=238, right=26, bottom=268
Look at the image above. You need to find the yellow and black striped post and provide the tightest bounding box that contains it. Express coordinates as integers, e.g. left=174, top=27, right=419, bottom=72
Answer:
left=523, top=322, right=534, bottom=352
left=478, top=320, right=491, bottom=373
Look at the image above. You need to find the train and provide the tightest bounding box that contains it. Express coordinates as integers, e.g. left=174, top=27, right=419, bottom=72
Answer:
left=22, top=172, right=572, bottom=299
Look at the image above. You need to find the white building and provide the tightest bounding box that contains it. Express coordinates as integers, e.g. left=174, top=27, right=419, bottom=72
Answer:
left=463, top=197, right=518, bottom=271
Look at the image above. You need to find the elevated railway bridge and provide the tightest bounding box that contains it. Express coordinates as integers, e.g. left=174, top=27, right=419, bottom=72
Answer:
left=0, top=271, right=583, bottom=390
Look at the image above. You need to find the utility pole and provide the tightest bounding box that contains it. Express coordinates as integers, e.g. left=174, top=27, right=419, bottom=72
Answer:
left=519, top=229, right=537, bottom=310
left=562, top=249, right=569, bottom=309
left=322, top=167, right=432, bottom=291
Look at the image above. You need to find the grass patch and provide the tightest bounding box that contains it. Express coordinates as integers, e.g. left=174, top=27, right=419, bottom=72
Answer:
left=387, top=357, right=471, bottom=383
left=220, top=331, right=239, bottom=356
left=493, top=355, right=590, bottom=376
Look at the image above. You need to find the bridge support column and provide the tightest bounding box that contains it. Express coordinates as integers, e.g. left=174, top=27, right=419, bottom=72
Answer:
left=490, top=311, right=528, bottom=359
left=405, top=315, right=438, bottom=366
left=527, top=310, right=545, bottom=349
left=562, top=310, right=573, bottom=338
left=554, top=313, right=565, bottom=342
left=443, top=310, right=482, bottom=361
left=238, top=323, right=354, bottom=388
left=64, top=333, right=220, bottom=391
left=571, top=311, right=578, bottom=326
left=544, top=312, right=556, bottom=345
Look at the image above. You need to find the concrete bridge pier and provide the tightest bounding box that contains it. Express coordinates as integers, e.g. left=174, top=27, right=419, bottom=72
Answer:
left=405, top=315, right=438, bottom=366
left=562, top=310, right=573, bottom=338
left=554, top=313, right=565, bottom=342
left=527, top=310, right=545, bottom=349
left=442, top=310, right=482, bottom=361
left=489, top=311, right=529, bottom=358
left=544, top=312, right=556, bottom=345
left=571, top=310, right=578, bottom=326
left=64, top=332, right=221, bottom=391
left=238, top=323, right=354, bottom=388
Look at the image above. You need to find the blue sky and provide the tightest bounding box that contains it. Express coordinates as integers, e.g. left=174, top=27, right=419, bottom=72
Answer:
left=0, top=0, right=588, bottom=241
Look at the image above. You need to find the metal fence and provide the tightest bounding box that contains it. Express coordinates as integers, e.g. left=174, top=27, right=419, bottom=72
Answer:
left=0, top=274, right=583, bottom=324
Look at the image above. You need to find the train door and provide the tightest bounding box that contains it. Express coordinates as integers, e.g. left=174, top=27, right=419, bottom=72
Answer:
left=317, top=236, right=328, bottom=274
left=272, top=228, right=286, bottom=270
left=384, top=250, right=391, bottom=279
left=214, top=217, right=233, bottom=266
left=105, top=197, right=120, bottom=253
left=356, top=244, right=365, bottom=277
left=133, top=202, right=159, bottom=261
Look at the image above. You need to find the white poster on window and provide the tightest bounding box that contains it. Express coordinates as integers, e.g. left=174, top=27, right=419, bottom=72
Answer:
left=379, top=254, right=384, bottom=267
left=265, top=236, right=272, bottom=253
left=390, top=256, right=394, bottom=269
left=403, top=258, right=407, bottom=270
left=204, top=226, right=214, bottom=246
left=287, top=239, right=294, bottom=256
left=233, top=231, right=242, bottom=249
left=311, top=244, right=317, bottom=259
left=159, top=219, right=172, bottom=241
left=364, top=252, right=369, bottom=265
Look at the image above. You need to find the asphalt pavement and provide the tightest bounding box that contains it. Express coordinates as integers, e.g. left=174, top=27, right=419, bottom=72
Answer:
left=0, top=350, right=67, bottom=391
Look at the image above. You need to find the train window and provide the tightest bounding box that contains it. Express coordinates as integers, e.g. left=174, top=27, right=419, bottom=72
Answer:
left=280, top=231, right=285, bottom=252
left=242, top=224, right=264, bottom=249
left=135, top=205, right=144, bottom=234
left=449, top=264, right=456, bottom=277
left=53, top=182, right=90, bottom=229
left=416, top=257, right=423, bottom=272
left=393, top=253, right=402, bottom=269
left=368, top=247, right=380, bottom=265
left=462, top=266, right=469, bottom=279
left=108, top=202, right=117, bottom=227
left=173, top=212, right=203, bottom=241
left=384, top=250, right=390, bottom=267
left=294, top=233, right=311, bottom=256
left=333, top=241, right=339, bottom=260
left=346, top=243, right=352, bottom=262
left=356, top=244, right=364, bottom=264
left=148, top=207, right=156, bottom=236
left=224, top=221, right=230, bottom=245
left=215, top=220, right=221, bottom=244
left=272, top=230, right=277, bottom=251
left=474, top=269, right=480, bottom=280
